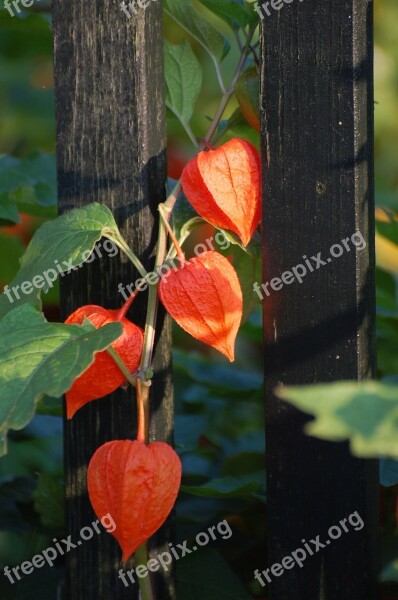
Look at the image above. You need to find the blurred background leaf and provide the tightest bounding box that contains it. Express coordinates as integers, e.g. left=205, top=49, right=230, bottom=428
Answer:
left=0, top=0, right=397, bottom=598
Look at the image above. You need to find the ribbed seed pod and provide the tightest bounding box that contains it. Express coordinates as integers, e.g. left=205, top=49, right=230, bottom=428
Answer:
left=87, top=439, right=182, bottom=562
left=158, top=251, right=242, bottom=361
left=181, top=138, right=261, bottom=247
left=65, top=305, right=143, bottom=418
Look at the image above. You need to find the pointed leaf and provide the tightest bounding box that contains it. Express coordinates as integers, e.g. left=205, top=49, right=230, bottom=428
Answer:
left=0, top=153, right=57, bottom=221
left=199, top=0, right=257, bottom=30
left=0, top=232, right=25, bottom=283
left=278, top=381, right=398, bottom=459
left=217, top=232, right=262, bottom=321
left=0, top=202, right=122, bottom=317
left=33, top=474, right=65, bottom=532
left=0, top=193, right=21, bottom=224
left=165, top=40, right=203, bottom=125
left=164, top=0, right=230, bottom=63
left=235, top=64, right=260, bottom=132
left=0, top=304, right=122, bottom=456
left=181, top=473, right=264, bottom=498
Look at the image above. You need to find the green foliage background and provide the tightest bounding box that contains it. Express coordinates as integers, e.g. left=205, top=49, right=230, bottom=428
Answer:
left=0, top=1, right=397, bottom=599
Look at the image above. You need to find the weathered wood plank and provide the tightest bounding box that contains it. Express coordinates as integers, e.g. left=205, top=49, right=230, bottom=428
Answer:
left=53, top=2, right=173, bottom=597
left=260, top=1, right=379, bottom=598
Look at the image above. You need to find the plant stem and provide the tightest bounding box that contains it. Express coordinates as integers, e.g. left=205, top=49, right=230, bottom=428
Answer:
left=135, top=380, right=146, bottom=443
left=164, top=180, right=182, bottom=212
left=126, top=32, right=257, bottom=600
left=117, top=289, right=140, bottom=320
left=106, top=346, right=136, bottom=386
left=139, top=219, right=168, bottom=376
left=234, top=30, right=244, bottom=52
left=204, top=25, right=257, bottom=145
left=113, top=28, right=257, bottom=385
left=166, top=103, right=199, bottom=148
left=159, top=204, right=185, bottom=262
left=135, top=543, right=154, bottom=600
left=138, top=26, right=257, bottom=379
left=106, top=233, right=148, bottom=278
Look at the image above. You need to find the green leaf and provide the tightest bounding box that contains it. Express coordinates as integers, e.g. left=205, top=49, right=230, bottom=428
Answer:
left=173, top=349, right=262, bottom=392
left=164, top=0, right=230, bottom=64
left=175, top=414, right=208, bottom=452
left=36, top=395, right=63, bottom=417
left=217, top=232, right=262, bottom=321
left=381, top=558, right=398, bottom=583
left=222, top=452, right=265, bottom=477
left=33, top=474, right=65, bottom=533
left=0, top=202, right=122, bottom=317
left=0, top=232, right=25, bottom=283
left=278, top=381, right=398, bottom=459
left=0, top=304, right=122, bottom=456
left=380, top=458, right=398, bottom=486
left=235, top=64, right=260, bottom=132
left=181, top=472, right=264, bottom=498
left=165, top=40, right=203, bottom=126
left=377, top=274, right=398, bottom=375
left=178, top=217, right=206, bottom=247
left=216, top=227, right=261, bottom=257
left=177, top=496, right=222, bottom=524
left=212, top=108, right=247, bottom=145
left=0, top=477, right=36, bottom=533
left=199, top=0, right=257, bottom=31
left=0, top=193, right=21, bottom=224
left=169, top=180, right=204, bottom=243
left=0, top=437, right=62, bottom=485
left=177, top=548, right=252, bottom=600
left=376, top=212, right=398, bottom=246
left=0, top=153, right=57, bottom=221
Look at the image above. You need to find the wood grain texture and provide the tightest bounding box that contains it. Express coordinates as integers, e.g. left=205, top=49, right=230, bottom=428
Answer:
left=260, top=1, right=379, bottom=598
left=53, top=2, right=174, bottom=598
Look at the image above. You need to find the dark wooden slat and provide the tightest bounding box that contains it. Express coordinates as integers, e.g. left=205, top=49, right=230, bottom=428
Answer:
left=260, top=1, right=379, bottom=598
left=52, top=3, right=173, bottom=598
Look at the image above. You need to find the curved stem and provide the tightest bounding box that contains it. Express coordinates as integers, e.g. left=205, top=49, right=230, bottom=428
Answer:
left=164, top=181, right=182, bottom=212
left=117, top=289, right=139, bottom=320
left=164, top=9, right=226, bottom=94
left=159, top=204, right=185, bottom=262
left=138, top=27, right=257, bottom=380
left=127, top=34, right=257, bottom=600
left=249, top=45, right=260, bottom=69
left=112, top=28, right=257, bottom=388
left=204, top=25, right=257, bottom=145
left=139, top=218, right=168, bottom=376
left=106, top=346, right=136, bottom=386
left=106, top=233, right=148, bottom=278
left=234, top=30, right=243, bottom=51
left=212, top=57, right=227, bottom=94
left=166, top=103, right=199, bottom=148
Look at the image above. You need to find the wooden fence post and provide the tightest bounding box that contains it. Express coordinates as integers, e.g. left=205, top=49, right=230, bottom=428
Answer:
left=52, top=2, right=173, bottom=598
left=260, top=1, right=379, bottom=598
